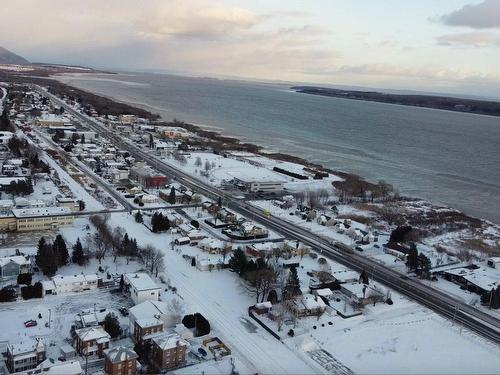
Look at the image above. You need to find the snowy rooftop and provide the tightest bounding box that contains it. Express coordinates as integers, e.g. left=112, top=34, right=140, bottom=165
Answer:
left=104, top=346, right=138, bottom=364
left=75, top=326, right=110, bottom=342
left=228, top=170, right=286, bottom=184
left=152, top=333, right=189, bottom=351
left=136, top=317, right=163, bottom=328
left=125, top=273, right=160, bottom=292
left=129, top=300, right=170, bottom=320
left=0, top=255, right=30, bottom=267
left=40, top=360, right=82, bottom=374
left=8, top=338, right=44, bottom=356
left=12, top=206, right=72, bottom=218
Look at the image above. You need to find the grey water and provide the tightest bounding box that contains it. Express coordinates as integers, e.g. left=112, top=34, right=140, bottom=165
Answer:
left=56, top=72, right=500, bottom=224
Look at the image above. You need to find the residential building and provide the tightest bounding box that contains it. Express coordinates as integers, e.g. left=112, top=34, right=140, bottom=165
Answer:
left=104, top=346, right=138, bottom=375
left=42, top=274, right=99, bottom=295
left=124, top=273, right=161, bottom=305
left=129, top=300, right=176, bottom=336
left=151, top=334, right=189, bottom=371
left=292, top=294, right=327, bottom=317
left=6, top=338, right=46, bottom=373
left=133, top=318, right=164, bottom=343
left=28, top=358, right=82, bottom=375
left=74, top=326, right=110, bottom=358
left=12, top=207, right=74, bottom=231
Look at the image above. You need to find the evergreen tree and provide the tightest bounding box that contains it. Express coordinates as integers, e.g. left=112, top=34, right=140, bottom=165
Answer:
left=36, top=238, right=57, bottom=277
left=228, top=249, right=248, bottom=275
left=406, top=243, right=419, bottom=271
left=134, top=211, right=143, bottom=223
left=103, top=313, right=122, bottom=338
left=418, top=253, right=432, bottom=279
left=78, top=200, right=85, bottom=211
left=72, top=237, right=86, bottom=266
left=283, top=266, right=301, bottom=299
left=481, top=286, right=500, bottom=309
left=53, top=234, right=69, bottom=266
left=81, top=134, right=85, bottom=144
left=168, top=187, right=176, bottom=204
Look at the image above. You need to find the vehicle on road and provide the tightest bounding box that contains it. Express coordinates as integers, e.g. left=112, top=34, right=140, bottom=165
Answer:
left=24, top=320, right=37, bottom=328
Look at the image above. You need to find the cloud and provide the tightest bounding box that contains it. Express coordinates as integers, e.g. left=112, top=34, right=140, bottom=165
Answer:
left=440, top=0, right=500, bottom=29
left=437, top=32, right=500, bottom=47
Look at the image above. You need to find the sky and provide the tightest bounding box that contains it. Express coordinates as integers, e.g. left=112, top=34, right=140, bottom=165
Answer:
left=2, top=0, right=500, bottom=97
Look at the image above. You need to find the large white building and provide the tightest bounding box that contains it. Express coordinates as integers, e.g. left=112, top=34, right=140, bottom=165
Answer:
left=12, top=207, right=74, bottom=231
left=228, top=171, right=285, bottom=193
left=124, top=273, right=161, bottom=305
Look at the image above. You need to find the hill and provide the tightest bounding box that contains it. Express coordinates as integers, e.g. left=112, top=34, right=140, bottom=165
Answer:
left=0, top=46, right=30, bottom=65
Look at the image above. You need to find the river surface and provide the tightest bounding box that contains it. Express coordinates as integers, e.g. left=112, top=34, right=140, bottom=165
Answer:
left=56, top=72, right=500, bottom=224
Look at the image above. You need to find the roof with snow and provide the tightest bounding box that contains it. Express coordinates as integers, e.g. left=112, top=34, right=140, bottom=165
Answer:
left=124, top=273, right=160, bottom=292
left=0, top=255, right=30, bottom=267
left=104, top=346, right=138, bottom=364
left=129, top=300, right=170, bottom=320
left=152, top=333, right=189, bottom=351
left=75, top=326, right=110, bottom=342
left=12, top=207, right=72, bottom=218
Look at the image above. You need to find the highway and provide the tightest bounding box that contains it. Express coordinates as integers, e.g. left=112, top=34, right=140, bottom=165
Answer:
left=37, top=85, right=500, bottom=345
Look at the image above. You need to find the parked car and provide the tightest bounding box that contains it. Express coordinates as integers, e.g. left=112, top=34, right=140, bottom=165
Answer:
left=355, top=246, right=364, bottom=252
left=24, top=320, right=37, bottom=328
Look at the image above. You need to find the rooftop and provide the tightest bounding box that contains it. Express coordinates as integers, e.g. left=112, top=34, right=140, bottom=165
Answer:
left=125, top=273, right=160, bottom=292
left=11, top=207, right=72, bottom=218
left=104, top=346, right=138, bottom=364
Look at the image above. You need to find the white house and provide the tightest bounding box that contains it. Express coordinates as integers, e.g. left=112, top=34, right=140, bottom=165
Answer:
left=124, top=273, right=161, bottom=305
left=487, top=257, right=500, bottom=269
left=129, top=300, right=177, bottom=335
left=42, top=274, right=99, bottom=295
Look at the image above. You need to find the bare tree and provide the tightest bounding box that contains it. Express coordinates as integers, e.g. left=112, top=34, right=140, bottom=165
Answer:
left=92, top=232, right=109, bottom=264
left=292, top=191, right=305, bottom=206
left=317, top=188, right=330, bottom=205
left=243, top=268, right=277, bottom=303
left=151, top=249, right=165, bottom=277
left=168, top=298, right=185, bottom=324
left=307, top=191, right=320, bottom=209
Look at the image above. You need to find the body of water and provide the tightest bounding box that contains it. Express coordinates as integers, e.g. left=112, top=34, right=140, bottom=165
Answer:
left=56, top=72, right=500, bottom=224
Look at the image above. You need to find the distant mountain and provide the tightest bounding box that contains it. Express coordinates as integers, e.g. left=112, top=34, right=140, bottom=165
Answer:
left=0, top=46, right=30, bottom=65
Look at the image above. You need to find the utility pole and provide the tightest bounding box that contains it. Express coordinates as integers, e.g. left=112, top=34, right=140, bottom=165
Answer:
left=48, top=309, right=51, bottom=328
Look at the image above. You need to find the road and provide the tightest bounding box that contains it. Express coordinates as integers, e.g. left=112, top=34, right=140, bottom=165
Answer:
left=37, top=86, right=500, bottom=346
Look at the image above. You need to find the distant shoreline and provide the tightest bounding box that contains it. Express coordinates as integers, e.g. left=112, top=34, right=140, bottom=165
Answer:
left=292, top=86, right=500, bottom=118
left=11, top=71, right=491, bottom=226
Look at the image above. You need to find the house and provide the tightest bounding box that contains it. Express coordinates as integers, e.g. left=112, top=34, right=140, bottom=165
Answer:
left=159, top=127, right=191, bottom=140
left=217, top=208, right=238, bottom=224
left=0, top=255, right=31, bottom=278
left=198, top=238, right=231, bottom=254
left=246, top=242, right=280, bottom=258
left=292, top=294, right=326, bottom=317
left=129, top=300, right=177, bottom=336
left=36, top=114, right=71, bottom=128
left=133, top=318, right=164, bottom=343
left=42, top=274, right=99, bottom=295
left=28, top=358, right=82, bottom=375
left=487, top=257, right=500, bottom=269
left=383, top=242, right=411, bottom=261
left=253, top=301, right=272, bottom=315
left=238, top=222, right=268, bottom=239
left=195, top=255, right=227, bottom=272
left=175, top=237, right=190, bottom=246
left=124, top=273, right=161, bottom=305
left=340, top=282, right=384, bottom=306
left=74, top=326, right=111, bottom=358
left=12, top=207, right=74, bottom=232
left=104, top=346, right=138, bottom=375
left=151, top=333, right=189, bottom=371
left=6, top=338, right=46, bottom=373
